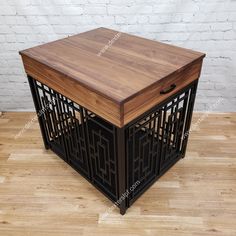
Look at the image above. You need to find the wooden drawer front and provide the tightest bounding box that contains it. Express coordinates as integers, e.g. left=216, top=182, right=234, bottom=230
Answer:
left=123, top=59, right=203, bottom=126
left=22, top=54, right=203, bottom=128
left=21, top=55, right=122, bottom=127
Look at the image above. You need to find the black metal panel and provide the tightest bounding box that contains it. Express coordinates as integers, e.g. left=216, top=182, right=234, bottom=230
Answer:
left=126, top=111, right=161, bottom=202
left=125, top=81, right=198, bottom=204
left=159, top=91, right=190, bottom=174
left=84, top=111, right=118, bottom=201
left=28, top=76, right=119, bottom=202
left=28, top=75, right=198, bottom=214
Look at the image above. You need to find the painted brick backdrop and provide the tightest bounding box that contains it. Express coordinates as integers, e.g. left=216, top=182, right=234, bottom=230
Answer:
left=0, top=0, right=236, bottom=112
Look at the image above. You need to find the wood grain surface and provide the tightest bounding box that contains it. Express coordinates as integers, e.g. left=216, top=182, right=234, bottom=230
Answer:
left=20, top=27, right=205, bottom=127
left=1, top=112, right=236, bottom=236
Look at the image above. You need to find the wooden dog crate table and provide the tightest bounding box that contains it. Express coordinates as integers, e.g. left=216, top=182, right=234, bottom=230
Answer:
left=19, top=27, right=205, bottom=215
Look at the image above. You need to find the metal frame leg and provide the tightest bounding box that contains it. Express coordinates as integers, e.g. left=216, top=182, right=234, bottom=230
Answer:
left=27, top=75, right=49, bottom=150
left=117, top=127, right=127, bottom=215
left=181, top=81, right=198, bottom=158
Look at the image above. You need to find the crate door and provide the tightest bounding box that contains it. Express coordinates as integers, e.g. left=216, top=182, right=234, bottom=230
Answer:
left=158, top=83, right=197, bottom=174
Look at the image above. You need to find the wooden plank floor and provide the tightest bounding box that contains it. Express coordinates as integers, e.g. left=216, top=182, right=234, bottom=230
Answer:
left=0, top=112, right=236, bottom=236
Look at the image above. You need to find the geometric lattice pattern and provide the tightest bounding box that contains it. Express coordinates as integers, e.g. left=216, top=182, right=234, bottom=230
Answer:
left=28, top=75, right=198, bottom=210
left=126, top=110, right=161, bottom=203
left=85, top=113, right=118, bottom=201
left=159, top=91, right=191, bottom=173
left=29, top=77, right=118, bottom=202
left=125, top=81, right=198, bottom=204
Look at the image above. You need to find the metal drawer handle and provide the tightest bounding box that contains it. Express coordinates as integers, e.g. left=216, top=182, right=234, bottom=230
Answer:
left=160, top=84, right=176, bottom=94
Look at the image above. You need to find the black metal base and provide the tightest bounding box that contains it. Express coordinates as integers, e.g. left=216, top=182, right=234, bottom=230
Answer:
left=27, top=75, right=198, bottom=215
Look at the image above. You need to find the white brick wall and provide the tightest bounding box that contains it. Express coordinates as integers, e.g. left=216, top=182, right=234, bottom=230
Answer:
left=0, top=0, right=236, bottom=112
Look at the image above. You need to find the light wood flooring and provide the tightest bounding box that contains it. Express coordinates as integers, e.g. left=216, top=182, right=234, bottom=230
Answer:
left=0, top=112, right=236, bottom=236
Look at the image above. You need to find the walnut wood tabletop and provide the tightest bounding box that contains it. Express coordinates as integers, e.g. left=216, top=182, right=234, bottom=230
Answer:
left=20, top=27, right=205, bottom=127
